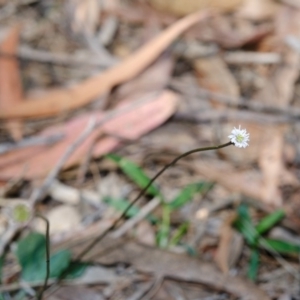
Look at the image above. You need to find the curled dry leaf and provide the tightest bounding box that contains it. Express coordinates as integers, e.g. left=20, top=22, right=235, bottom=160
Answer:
left=0, top=10, right=209, bottom=120
left=0, top=90, right=178, bottom=180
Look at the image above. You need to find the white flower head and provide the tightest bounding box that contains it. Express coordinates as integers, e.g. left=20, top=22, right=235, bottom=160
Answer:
left=228, top=125, right=250, bottom=148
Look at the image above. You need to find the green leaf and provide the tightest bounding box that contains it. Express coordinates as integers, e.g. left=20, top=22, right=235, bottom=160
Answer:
left=104, top=197, right=158, bottom=223
left=0, top=255, right=4, bottom=284
left=247, top=248, right=260, bottom=281
left=234, top=204, right=257, bottom=246
left=169, top=222, right=189, bottom=246
left=259, top=238, right=300, bottom=254
left=104, top=197, right=140, bottom=218
left=16, top=232, right=72, bottom=281
left=255, top=210, right=285, bottom=235
left=47, top=250, right=71, bottom=279
left=168, top=182, right=213, bottom=211
left=156, top=205, right=171, bottom=248
left=106, top=154, right=161, bottom=197
left=64, top=262, right=88, bottom=279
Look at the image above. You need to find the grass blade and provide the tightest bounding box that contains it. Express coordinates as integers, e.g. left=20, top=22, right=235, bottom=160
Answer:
left=255, top=210, right=285, bottom=235
left=168, top=182, right=213, bottom=210
left=106, top=154, right=161, bottom=197
left=248, top=248, right=260, bottom=281
left=259, top=238, right=300, bottom=254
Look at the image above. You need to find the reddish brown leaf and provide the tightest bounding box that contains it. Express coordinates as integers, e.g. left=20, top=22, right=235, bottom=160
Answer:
left=0, top=90, right=178, bottom=180
left=0, top=25, right=23, bottom=140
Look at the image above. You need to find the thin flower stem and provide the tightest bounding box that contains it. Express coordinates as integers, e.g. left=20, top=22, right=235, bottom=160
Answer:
left=35, top=214, right=50, bottom=300
left=37, top=141, right=233, bottom=299
left=76, top=141, right=233, bottom=260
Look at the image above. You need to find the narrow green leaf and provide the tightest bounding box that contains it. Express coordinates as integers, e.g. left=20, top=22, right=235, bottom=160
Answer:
left=0, top=255, right=4, bottom=284
left=247, top=248, right=260, bottom=281
left=104, top=197, right=158, bottom=223
left=156, top=205, right=171, bottom=248
left=169, top=222, right=189, bottom=246
left=259, top=238, right=300, bottom=254
left=168, top=182, right=213, bottom=210
left=234, top=204, right=257, bottom=246
left=106, top=154, right=160, bottom=197
left=104, top=197, right=140, bottom=218
left=16, top=232, right=72, bottom=281
left=255, top=210, right=285, bottom=235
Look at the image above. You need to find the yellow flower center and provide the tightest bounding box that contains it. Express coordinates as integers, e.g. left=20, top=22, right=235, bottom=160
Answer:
left=236, top=134, right=244, bottom=143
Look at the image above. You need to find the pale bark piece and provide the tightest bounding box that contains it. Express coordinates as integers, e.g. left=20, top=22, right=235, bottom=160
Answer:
left=149, top=0, right=243, bottom=16
left=0, top=25, right=23, bottom=140
left=80, top=237, right=270, bottom=300
left=34, top=205, right=81, bottom=235
left=0, top=90, right=178, bottom=180
left=65, top=0, right=100, bottom=36
left=0, top=11, right=209, bottom=119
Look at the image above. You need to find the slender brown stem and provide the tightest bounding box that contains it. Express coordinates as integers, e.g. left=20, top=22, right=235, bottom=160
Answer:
left=36, top=214, right=50, bottom=300
left=76, top=141, right=233, bottom=260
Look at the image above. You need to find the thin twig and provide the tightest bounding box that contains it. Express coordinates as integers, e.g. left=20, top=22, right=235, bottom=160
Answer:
left=0, top=133, right=64, bottom=155
left=170, top=79, right=300, bottom=118
left=29, top=118, right=97, bottom=204
left=0, top=47, right=116, bottom=68
left=111, top=197, right=161, bottom=239
left=35, top=214, right=50, bottom=300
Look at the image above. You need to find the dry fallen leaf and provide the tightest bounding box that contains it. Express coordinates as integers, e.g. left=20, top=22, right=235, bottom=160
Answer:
left=254, top=6, right=300, bottom=205
left=0, top=10, right=209, bottom=120
left=194, top=55, right=240, bottom=104
left=215, top=212, right=243, bottom=274
left=0, top=25, right=23, bottom=140
left=0, top=90, right=178, bottom=180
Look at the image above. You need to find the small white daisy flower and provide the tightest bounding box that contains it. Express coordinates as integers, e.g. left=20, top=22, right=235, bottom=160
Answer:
left=228, top=125, right=250, bottom=148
